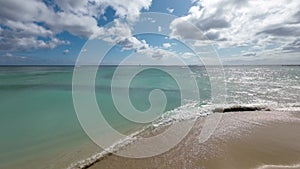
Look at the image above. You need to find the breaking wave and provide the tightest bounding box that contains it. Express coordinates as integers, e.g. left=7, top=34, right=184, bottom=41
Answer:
left=67, top=102, right=300, bottom=169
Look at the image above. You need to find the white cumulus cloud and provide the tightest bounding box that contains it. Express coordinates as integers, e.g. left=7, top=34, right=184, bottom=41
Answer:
left=170, top=0, right=300, bottom=54
left=0, top=0, right=152, bottom=51
left=163, top=43, right=172, bottom=48
left=166, top=7, right=174, bottom=13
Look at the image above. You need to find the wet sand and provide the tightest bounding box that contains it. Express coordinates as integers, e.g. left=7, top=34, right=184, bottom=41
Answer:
left=87, top=111, right=300, bottom=169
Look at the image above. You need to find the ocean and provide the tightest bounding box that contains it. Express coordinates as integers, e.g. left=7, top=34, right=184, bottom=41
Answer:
left=0, top=65, right=299, bottom=169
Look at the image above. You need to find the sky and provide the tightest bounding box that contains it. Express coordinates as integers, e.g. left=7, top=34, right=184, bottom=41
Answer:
left=0, top=0, right=299, bottom=65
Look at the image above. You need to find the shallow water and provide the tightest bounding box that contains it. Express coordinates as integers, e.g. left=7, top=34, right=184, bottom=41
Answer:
left=0, top=66, right=299, bottom=169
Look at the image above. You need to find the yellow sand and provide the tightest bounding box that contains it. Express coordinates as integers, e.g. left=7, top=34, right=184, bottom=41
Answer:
left=88, top=111, right=300, bottom=169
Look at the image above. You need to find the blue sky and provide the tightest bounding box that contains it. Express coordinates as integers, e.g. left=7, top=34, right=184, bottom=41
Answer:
left=0, top=0, right=299, bottom=65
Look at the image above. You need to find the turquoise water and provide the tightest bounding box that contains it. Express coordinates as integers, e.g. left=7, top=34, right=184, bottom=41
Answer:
left=0, top=66, right=299, bottom=169
left=0, top=67, right=85, bottom=168
left=0, top=66, right=210, bottom=168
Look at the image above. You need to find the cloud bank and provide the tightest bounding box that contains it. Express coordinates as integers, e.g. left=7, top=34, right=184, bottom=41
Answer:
left=170, top=0, right=300, bottom=62
left=0, top=0, right=152, bottom=51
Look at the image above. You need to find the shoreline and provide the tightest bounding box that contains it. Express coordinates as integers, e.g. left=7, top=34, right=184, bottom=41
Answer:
left=76, top=110, right=300, bottom=169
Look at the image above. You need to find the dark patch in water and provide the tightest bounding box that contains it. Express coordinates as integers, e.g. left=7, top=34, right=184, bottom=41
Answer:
left=213, top=105, right=271, bottom=113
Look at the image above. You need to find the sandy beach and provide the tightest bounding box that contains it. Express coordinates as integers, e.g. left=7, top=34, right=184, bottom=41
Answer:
left=84, top=110, right=300, bottom=169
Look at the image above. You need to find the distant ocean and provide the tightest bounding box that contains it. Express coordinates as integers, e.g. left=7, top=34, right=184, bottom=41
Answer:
left=0, top=65, right=299, bottom=169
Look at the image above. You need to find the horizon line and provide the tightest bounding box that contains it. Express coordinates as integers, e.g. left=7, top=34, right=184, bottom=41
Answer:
left=0, top=64, right=299, bottom=67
